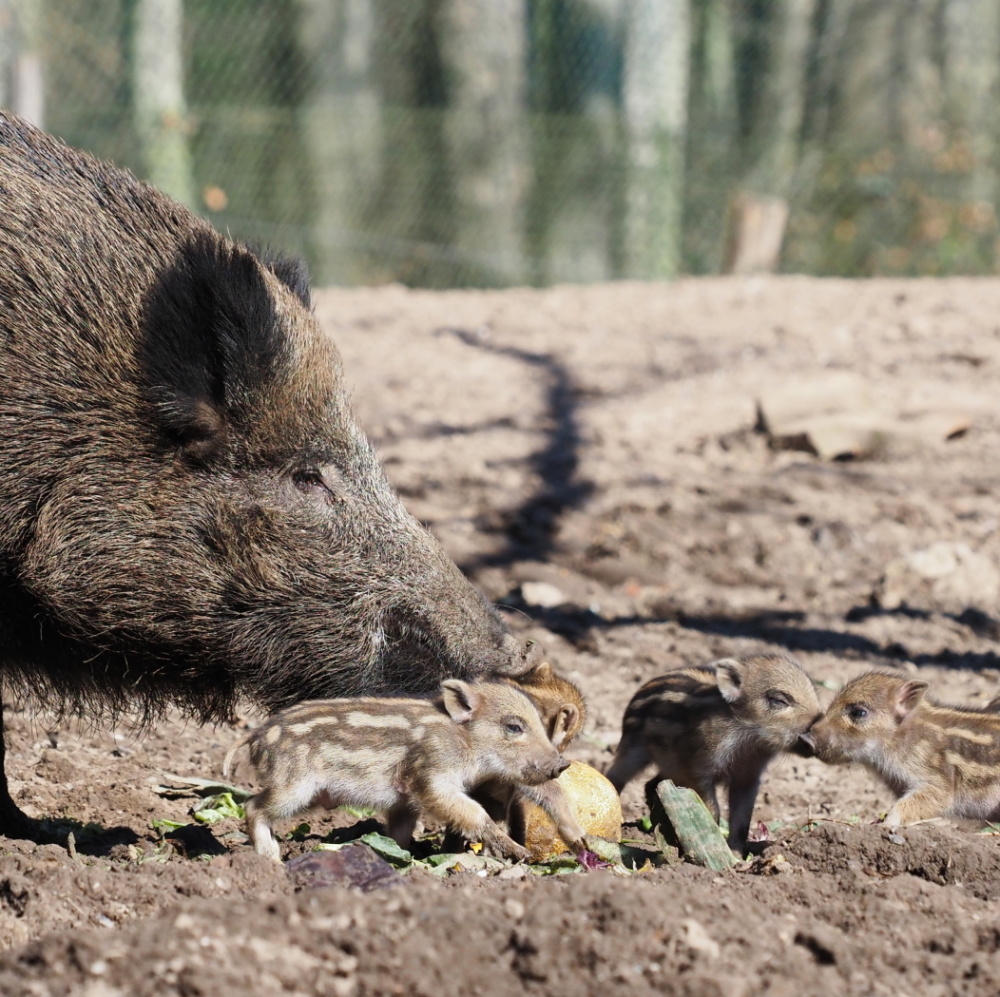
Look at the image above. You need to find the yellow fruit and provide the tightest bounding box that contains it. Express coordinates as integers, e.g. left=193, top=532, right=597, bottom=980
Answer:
left=522, top=761, right=622, bottom=861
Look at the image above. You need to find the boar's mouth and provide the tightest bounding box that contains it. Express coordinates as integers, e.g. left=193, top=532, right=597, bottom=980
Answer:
left=376, top=607, right=468, bottom=692
left=375, top=601, right=521, bottom=692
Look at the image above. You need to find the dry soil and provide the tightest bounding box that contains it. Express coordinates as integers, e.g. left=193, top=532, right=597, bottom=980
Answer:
left=2, top=277, right=1000, bottom=996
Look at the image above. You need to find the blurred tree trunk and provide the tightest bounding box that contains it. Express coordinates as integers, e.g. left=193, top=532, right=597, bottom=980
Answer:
left=439, top=0, right=528, bottom=285
left=2, top=0, right=45, bottom=126
left=295, top=0, right=381, bottom=285
left=129, top=0, right=194, bottom=207
left=525, top=0, right=623, bottom=285
left=0, top=0, right=13, bottom=109
left=366, top=1, right=456, bottom=287
left=801, top=0, right=856, bottom=145
left=941, top=0, right=1000, bottom=263
left=622, top=0, right=690, bottom=279
left=726, top=0, right=815, bottom=274
left=685, top=0, right=736, bottom=272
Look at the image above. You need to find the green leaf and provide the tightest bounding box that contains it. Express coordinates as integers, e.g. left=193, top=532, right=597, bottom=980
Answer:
left=422, top=852, right=469, bottom=868
left=583, top=835, right=622, bottom=865
left=151, top=817, right=188, bottom=834
left=529, top=854, right=582, bottom=876
left=191, top=792, right=245, bottom=824
left=338, top=804, right=376, bottom=819
left=436, top=853, right=506, bottom=875
left=423, top=858, right=463, bottom=877
left=357, top=832, right=413, bottom=867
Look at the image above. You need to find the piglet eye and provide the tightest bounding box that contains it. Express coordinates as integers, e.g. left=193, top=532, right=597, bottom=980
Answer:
left=504, top=720, right=525, bottom=735
left=847, top=705, right=869, bottom=722
left=292, top=467, right=326, bottom=492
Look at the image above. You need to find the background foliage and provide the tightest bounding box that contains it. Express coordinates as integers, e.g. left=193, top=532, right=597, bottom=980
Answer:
left=2, top=0, right=998, bottom=287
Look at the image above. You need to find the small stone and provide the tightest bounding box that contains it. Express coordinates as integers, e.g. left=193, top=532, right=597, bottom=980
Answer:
left=519, top=581, right=568, bottom=608
left=680, top=918, right=720, bottom=960
left=331, top=978, right=357, bottom=997
left=285, top=845, right=404, bottom=893
left=497, top=865, right=527, bottom=881
left=504, top=899, right=526, bottom=920
left=876, top=541, right=1000, bottom=614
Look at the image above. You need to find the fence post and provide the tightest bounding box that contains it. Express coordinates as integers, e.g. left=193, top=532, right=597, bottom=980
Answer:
left=439, top=0, right=529, bottom=286
left=623, top=0, right=691, bottom=280
left=130, top=0, right=195, bottom=208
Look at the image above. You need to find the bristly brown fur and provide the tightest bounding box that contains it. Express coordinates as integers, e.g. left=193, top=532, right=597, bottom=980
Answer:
left=808, top=670, right=1000, bottom=825
left=227, top=680, right=572, bottom=862
left=0, top=111, right=526, bottom=821
left=607, top=654, right=820, bottom=852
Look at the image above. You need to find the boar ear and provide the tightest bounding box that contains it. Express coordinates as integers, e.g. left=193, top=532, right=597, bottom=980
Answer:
left=713, top=659, right=745, bottom=703
left=258, top=249, right=312, bottom=308
left=441, top=679, right=480, bottom=724
left=894, top=680, right=928, bottom=721
left=549, top=703, right=580, bottom=749
left=139, top=233, right=291, bottom=462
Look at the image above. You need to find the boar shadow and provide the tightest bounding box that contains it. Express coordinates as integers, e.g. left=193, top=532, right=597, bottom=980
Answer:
left=439, top=327, right=594, bottom=567
left=492, top=599, right=1000, bottom=672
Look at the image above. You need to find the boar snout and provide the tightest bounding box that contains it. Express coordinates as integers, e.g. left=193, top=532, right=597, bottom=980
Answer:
left=553, top=755, right=571, bottom=778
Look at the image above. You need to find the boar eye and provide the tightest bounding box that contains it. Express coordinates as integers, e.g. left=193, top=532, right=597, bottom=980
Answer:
left=292, top=467, right=326, bottom=492
left=504, top=720, right=525, bottom=736
left=765, top=691, right=791, bottom=709
left=847, top=705, right=869, bottom=722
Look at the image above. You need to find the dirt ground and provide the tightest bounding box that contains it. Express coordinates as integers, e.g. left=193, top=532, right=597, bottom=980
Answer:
left=3, top=276, right=1000, bottom=995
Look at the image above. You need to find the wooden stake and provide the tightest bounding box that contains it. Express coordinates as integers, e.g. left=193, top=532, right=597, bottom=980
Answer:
left=653, top=780, right=737, bottom=871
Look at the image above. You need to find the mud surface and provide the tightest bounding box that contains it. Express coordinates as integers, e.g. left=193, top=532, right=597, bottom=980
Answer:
left=3, top=277, right=1000, bottom=995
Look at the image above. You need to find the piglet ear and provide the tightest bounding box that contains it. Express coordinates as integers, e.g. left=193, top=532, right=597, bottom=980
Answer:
left=441, top=679, right=480, bottom=724
left=522, top=661, right=553, bottom=684
left=713, top=658, right=745, bottom=703
left=894, top=680, right=928, bottom=721
left=549, top=703, right=580, bottom=748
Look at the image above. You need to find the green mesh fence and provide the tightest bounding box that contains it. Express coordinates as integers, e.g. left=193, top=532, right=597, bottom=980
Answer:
left=3, top=0, right=999, bottom=287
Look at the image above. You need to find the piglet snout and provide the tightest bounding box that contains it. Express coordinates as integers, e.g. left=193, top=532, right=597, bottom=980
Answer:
left=792, top=731, right=816, bottom=758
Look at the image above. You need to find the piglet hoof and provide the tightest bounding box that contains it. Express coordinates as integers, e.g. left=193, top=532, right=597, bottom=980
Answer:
left=485, top=837, right=529, bottom=863
left=479, top=827, right=530, bottom=863
left=505, top=842, right=530, bottom=863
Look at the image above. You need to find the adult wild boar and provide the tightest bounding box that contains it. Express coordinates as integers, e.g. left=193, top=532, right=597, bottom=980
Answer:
left=0, top=111, right=525, bottom=839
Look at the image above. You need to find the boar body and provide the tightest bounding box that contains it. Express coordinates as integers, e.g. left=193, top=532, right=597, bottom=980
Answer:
left=803, top=671, right=1000, bottom=825
left=607, top=654, right=820, bottom=851
left=0, top=112, right=522, bottom=838
left=226, top=679, right=569, bottom=861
